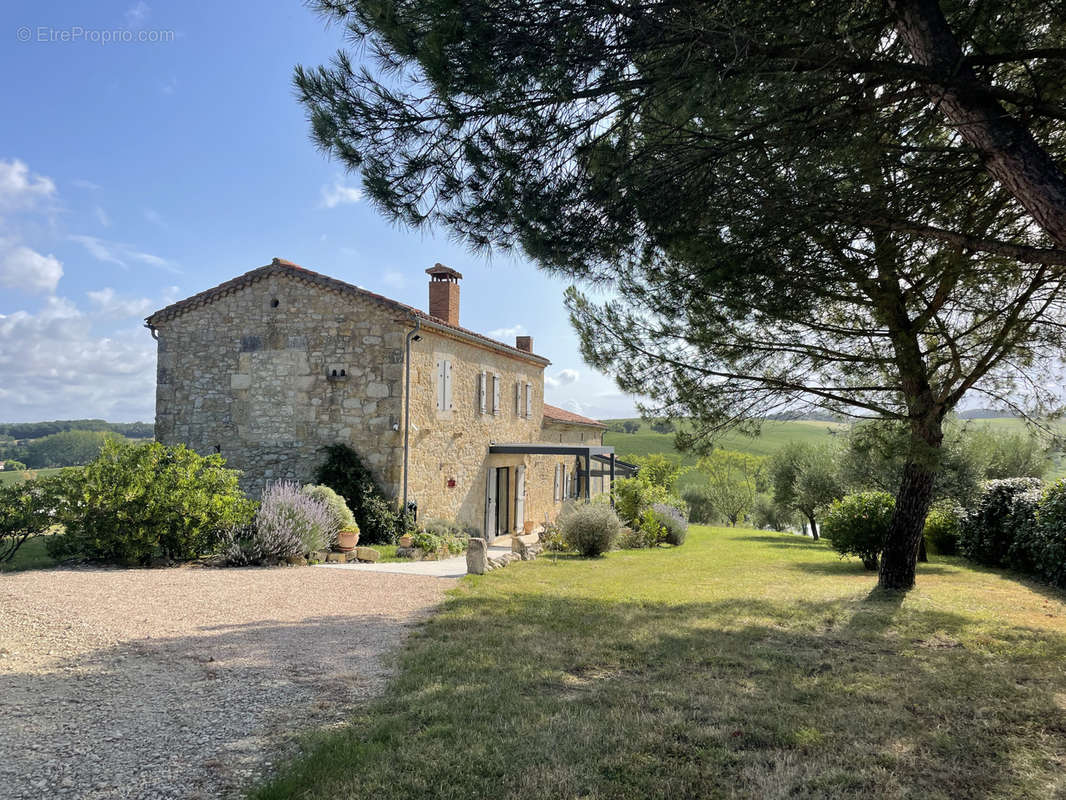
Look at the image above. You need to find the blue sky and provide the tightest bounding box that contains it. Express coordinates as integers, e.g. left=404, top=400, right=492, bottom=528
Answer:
left=0, top=0, right=638, bottom=423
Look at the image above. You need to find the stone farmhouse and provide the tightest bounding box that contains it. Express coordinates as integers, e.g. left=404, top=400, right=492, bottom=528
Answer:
left=145, top=259, right=633, bottom=539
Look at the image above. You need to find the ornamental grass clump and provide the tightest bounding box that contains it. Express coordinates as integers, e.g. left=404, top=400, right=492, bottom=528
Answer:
left=255, top=481, right=337, bottom=560
left=560, top=502, right=622, bottom=557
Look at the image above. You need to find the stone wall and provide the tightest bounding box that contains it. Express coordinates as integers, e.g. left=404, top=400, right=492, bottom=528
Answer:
left=403, top=330, right=612, bottom=536
left=153, top=272, right=406, bottom=495
left=403, top=327, right=547, bottom=533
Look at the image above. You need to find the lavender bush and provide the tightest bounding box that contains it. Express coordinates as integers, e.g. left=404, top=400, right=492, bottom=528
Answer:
left=255, top=481, right=337, bottom=559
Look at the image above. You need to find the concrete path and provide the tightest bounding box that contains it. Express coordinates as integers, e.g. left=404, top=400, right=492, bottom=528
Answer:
left=315, top=538, right=514, bottom=579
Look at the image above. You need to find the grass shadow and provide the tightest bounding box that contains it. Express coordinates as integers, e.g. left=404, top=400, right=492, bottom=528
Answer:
left=733, top=533, right=826, bottom=550
left=254, top=588, right=1066, bottom=800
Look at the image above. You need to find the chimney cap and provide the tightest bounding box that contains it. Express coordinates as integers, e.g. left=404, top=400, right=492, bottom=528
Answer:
left=426, top=263, right=463, bottom=281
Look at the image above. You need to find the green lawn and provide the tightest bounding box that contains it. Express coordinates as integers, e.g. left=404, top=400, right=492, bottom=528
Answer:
left=253, top=527, right=1066, bottom=799
left=0, top=467, right=66, bottom=486
left=0, top=534, right=59, bottom=572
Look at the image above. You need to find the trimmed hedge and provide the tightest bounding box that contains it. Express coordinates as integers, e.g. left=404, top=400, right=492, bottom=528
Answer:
left=958, top=478, right=1043, bottom=568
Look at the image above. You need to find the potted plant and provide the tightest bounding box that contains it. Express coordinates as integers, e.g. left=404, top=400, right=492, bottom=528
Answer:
left=398, top=532, right=414, bottom=548
left=336, top=524, right=360, bottom=552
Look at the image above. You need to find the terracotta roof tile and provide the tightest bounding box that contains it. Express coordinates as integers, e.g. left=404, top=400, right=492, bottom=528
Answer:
left=145, top=258, right=550, bottom=365
left=542, top=403, right=606, bottom=428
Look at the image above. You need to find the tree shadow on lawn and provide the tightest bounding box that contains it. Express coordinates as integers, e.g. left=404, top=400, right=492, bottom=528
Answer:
left=0, top=614, right=414, bottom=799
left=255, top=592, right=1066, bottom=800
left=789, top=559, right=954, bottom=577
left=734, top=533, right=826, bottom=550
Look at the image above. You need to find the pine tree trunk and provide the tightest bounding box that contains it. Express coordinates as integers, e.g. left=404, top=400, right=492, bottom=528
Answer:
left=879, top=458, right=938, bottom=590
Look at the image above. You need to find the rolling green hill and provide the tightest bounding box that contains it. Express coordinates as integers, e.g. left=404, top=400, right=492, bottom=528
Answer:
left=603, top=416, right=1066, bottom=482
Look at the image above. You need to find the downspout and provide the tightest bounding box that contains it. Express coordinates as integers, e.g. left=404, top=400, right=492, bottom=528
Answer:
left=402, top=315, right=421, bottom=513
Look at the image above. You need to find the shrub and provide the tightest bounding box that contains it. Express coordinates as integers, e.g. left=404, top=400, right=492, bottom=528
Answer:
left=49, top=440, right=255, bottom=564
left=540, top=521, right=567, bottom=552
left=682, top=486, right=717, bottom=524
left=0, top=473, right=70, bottom=562
left=302, top=484, right=356, bottom=547
left=821, top=491, right=895, bottom=570
left=613, top=476, right=685, bottom=527
left=923, top=501, right=964, bottom=556
left=256, top=481, right=337, bottom=559
left=315, top=444, right=408, bottom=544
left=651, top=503, right=688, bottom=545
left=1034, top=479, right=1066, bottom=588
left=422, top=517, right=462, bottom=538
left=3, top=460, right=27, bottom=471
left=958, top=478, right=1043, bottom=567
left=560, top=502, right=622, bottom=557
left=752, top=493, right=798, bottom=532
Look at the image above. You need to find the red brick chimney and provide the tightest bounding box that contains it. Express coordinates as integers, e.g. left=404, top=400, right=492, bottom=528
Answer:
left=515, top=336, right=533, bottom=353
left=426, top=263, right=462, bottom=326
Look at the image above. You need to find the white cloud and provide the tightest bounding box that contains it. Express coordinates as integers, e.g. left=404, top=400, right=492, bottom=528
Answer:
left=0, top=296, right=157, bottom=422
left=0, top=159, right=56, bottom=210
left=320, top=180, right=363, bottom=208
left=160, top=77, right=177, bottom=96
left=70, top=234, right=178, bottom=273
left=545, top=368, right=579, bottom=388
left=125, top=1, right=150, bottom=29
left=72, top=179, right=101, bottom=191
left=87, top=288, right=154, bottom=319
left=94, top=205, right=111, bottom=227
left=487, top=323, right=527, bottom=340
left=0, top=242, right=63, bottom=293
left=564, top=398, right=585, bottom=414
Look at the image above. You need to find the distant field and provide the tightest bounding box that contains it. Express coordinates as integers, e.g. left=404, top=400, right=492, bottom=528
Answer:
left=605, top=419, right=848, bottom=465
left=0, top=467, right=67, bottom=486
left=604, top=416, right=1066, bottom=482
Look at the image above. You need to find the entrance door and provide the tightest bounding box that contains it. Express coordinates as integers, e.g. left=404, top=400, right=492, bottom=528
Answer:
left=495, top=467, right=510, bottom=538
left=515, top=465, right=526, bottom=534
left=484, top=469, right=497, bottom=540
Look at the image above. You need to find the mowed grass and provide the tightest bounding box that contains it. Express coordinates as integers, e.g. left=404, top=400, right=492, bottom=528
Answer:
left=252, top=527, right=1066, bottom=800
left=0, top=534, right=58, bottom=572
left=0, top=467, right=65, bottom=486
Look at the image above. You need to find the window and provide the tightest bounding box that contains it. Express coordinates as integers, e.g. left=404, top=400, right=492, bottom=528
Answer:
left=553, top=464, right=562, bottom=503
left=479, top=370, right=488, bottom=414
left=491, top=374, right=501, bottom=415
left=436, top=359, right=453, bottom=411
left=524, top=382, right=533, bottom=418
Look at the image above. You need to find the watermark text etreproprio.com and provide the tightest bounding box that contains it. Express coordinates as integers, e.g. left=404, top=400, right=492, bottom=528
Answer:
left=16, top=26, right=175, bottom=44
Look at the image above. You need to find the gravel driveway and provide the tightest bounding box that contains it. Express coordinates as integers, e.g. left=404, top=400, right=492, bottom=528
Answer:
left=0, top=566, right=456, bottom=799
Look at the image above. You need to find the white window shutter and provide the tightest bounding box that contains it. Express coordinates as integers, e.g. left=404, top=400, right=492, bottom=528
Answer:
left=563, top=466, right=570, bottom=499
left=525, top=382, right=532, bottom=418
left=444, top=360, right=453, bottom=410
left=492, top=374, right=500, bottom=415
left=436, top=359, right=444, bottom=411
left=479, top=371, right=487, bottom=414
left=553, top=464, right=560, bottom=502
left=515, top=381, right=521, bottom=415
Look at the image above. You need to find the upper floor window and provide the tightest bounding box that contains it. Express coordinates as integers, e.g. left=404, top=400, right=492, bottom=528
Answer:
left=436, top=359, right=453, bottom=411
left=524, top=382, right=533, bottom=418
left=479, top=371, right=488, bottom=414
left=491, top=373, right=501, bottom=415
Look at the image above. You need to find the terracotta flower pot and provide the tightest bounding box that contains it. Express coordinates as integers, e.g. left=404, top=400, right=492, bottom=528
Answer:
left=336, top=528, right=360, bottom=552
left=523, top=520, right=535, bottom=534
left=399, top=534, right=414, bottom=548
